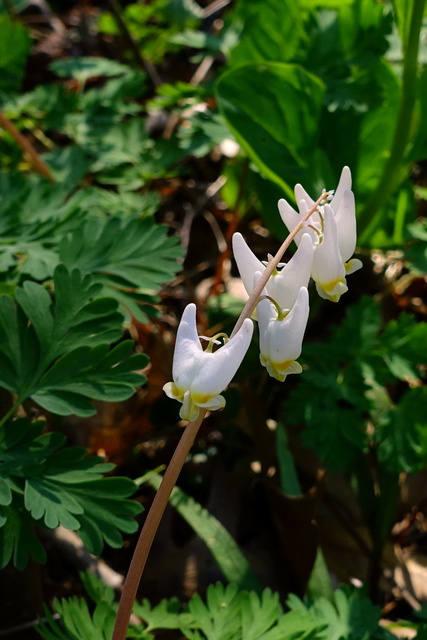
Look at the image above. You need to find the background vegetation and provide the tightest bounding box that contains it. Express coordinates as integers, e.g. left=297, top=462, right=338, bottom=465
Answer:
left=0, top=0, right=426, bottom=638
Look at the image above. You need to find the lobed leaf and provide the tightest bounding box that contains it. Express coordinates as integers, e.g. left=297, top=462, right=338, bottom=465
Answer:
left=0, top=419, right=142, bottom=568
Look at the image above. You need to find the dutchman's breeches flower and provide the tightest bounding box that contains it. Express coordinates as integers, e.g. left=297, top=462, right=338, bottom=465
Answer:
left=163, top=303, right=253, bottom=421
left=256, top=284, right=309, bottom=382
left=232, top=231, right=314, bottom=310
left=278, top=166, right=362, bottom=302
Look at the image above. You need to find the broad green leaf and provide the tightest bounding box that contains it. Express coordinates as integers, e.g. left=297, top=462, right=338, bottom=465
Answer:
left=216, top=63, right=325, bottom=236
left=0, top=16, right=31, bottom=94
left=142, top=472, right=259, bottom=590
left=226, top=0, right=306, bottom=66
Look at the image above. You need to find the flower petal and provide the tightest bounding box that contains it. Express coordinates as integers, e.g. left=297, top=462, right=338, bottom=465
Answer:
left=172, top=303, right=203, bottom=394
left=311, top=205, right=346, bottom=302
left=190, top=318, right=254, bottom=398
left=268, top=286, right=309, bottom=365
left=268, top=233, right=313, bottom=309
left=330, top=166, right=352, bottom=213
left=334, top=189, right=356, bottom=262
left=232, top=232, right=265, bottom=297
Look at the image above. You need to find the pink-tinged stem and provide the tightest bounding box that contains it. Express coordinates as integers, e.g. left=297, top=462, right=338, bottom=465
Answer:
left=111, top=409, right=207, bottom=640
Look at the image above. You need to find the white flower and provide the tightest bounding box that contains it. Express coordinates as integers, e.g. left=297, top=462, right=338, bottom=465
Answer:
left=278, top=166, right=362, bottom=302
left=163, top=304, right=253, bottom=421
left=256, top=284, right=309, bottom=382
left=232, top=231, right=313, bottom=310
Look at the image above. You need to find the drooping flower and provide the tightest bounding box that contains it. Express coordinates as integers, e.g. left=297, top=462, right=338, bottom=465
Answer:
left=232, top=231, right=314, bottom=310
left=163, top=304, right=253, bottom=421
left=278, top=166, right=362, bottom=302
left=256, top=283, right=309, bottom=382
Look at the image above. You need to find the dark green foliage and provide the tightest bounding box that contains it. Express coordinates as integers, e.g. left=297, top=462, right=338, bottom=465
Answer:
left=0, top=15, right=31, bottom=94
left=59, top=217, right=182, bottom=321
left=0, top=420, right=142, bottom=569
left=0, top=172, right=182, bottom=320
left=36, top=574, right=403, bottom=640
left=284, top=297, right=427, bottom=473
left=287, top=586, right=394, bottom=640
left=216, top=62, right=326, bottom=235
left=0, top=265, right=147, bottom=416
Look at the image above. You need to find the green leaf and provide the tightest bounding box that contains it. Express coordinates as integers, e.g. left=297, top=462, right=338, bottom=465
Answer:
left=38, top=597, right=116, bottom=640
left=0, top=265, right=147, bottom=417
left=284, top=296, right=427, bottom=475
left=0, top=16, right=31, bottom=94
left=216, top=63, right=325, bottom=236
left=0, top=418, right=142, bottom=567
left=50, top=57, right=132, bottom=84
left=32, top=342, right=148, bottom=417
left=132, top=597, right=181, bottom=633
left=226, top=0, right=306, bottom=66
left=0, top=503, right=46, bottom=570
left=405, top=218, right=427, bottom=274
left=141, top=472, right=259, bottom=590
left=377, top=387, right=427, bottom=473
left=287, top=585, right=384, bottom=640
left=59, top=217, right=183, bottom=321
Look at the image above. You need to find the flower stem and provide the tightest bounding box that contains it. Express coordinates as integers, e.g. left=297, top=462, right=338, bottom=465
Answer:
left=231, top=191, right=329, bottom=337
left=111, top=409, right=207, bottom=640
left=359, top=0, right=426, bottom=243
left=0, top=110, right=55, bottom=183
left=112, top=189, right=328, bottom=639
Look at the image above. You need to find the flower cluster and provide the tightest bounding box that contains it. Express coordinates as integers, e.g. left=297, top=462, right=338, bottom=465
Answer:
left=279, top=166, right=362, bottom=302
left=164, top=167, right=361, bottom=420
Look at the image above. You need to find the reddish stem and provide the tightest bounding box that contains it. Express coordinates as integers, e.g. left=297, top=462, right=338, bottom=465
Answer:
left=111, top=409, right=207, bottom=640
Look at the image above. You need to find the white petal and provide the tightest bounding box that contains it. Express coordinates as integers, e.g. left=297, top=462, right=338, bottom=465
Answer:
left=345, top=258, right=363, bottom=275
left=334, top=189, right=356, bottom=262
left=179, top=391, right=200, bottom=422
left=311, top=205, right=346, bottom=291
left=315, top=279, right=348, bottom=302
left=256, top=296, right=275, bottom=362
left=232, top=233, right=264, bottom=296
left=190, top=318, right=254, bottom=398
left=278, top=198, right=301, bottom=238
left=330, top=166, right=352, bottom=213
left=294, top=183, right=314, bottom=209
left=172, top=303, right=203, bottom=392
left=268, top=287, right=309, bottom=364
left=268, top=233, right=313, bottom=309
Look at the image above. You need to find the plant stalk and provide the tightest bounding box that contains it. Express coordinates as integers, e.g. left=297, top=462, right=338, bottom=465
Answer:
left=111, top=409, right=207, bottom=640
left=112, top=189, right=328, bottom=639
left=0, top=110, right=55, bottom=183
left=359, top=0, right=426, bottom=242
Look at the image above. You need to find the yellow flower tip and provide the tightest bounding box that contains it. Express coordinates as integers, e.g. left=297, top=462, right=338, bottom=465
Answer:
left=190, top=392, right=213, bottom=406
left=322, top=278, right=347, bottom=294
left=345, top=258, right=363, bottom=275
left=315, top=278, right=348, bottom=302
left=163, top=382, right=184, bottom=401
left=261, top=357, right=303, bottom=382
